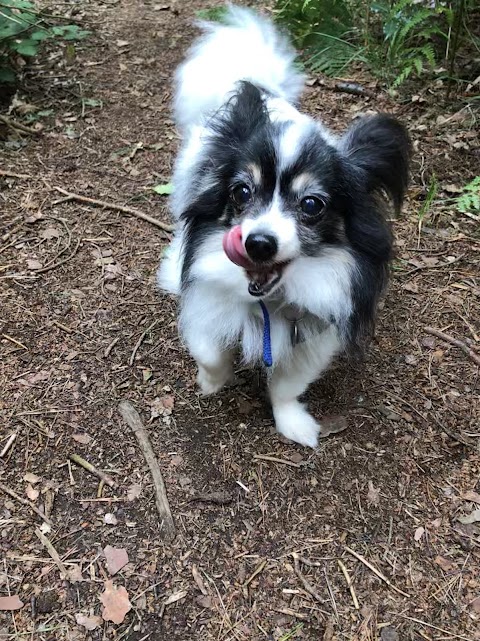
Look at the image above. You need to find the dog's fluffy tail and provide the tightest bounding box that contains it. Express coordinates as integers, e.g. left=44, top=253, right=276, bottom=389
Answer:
left=174, top=6, right=304, bottom=133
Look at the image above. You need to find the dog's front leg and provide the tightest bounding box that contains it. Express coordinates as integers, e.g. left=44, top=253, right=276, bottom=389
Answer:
left=268, top=330, right=340, bottom=448
left=183, top=329, right=235, bottom=396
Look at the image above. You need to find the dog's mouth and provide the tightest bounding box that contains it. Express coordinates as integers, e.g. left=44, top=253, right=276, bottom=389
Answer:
left=222, top=226, right=287, bottom=297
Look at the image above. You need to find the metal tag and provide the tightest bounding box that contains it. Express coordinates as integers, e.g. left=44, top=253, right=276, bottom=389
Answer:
left=290, top=320, right=304, bottom=347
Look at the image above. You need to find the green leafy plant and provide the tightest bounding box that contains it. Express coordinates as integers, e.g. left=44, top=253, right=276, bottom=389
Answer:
left=153, top=182, right=174, bottom=195
left=274, top=0, right=473, bottom=88
left=455, top=176, right=480, bottom=215
left=0, top=0, right=90, bottom=83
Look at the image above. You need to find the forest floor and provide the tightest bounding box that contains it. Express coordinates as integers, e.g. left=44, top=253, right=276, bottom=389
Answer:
left=1, top=1, right=479, bottom=640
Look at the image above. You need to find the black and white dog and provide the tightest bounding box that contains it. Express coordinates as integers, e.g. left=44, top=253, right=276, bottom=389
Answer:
left=158, top=6, right=410, bottom=447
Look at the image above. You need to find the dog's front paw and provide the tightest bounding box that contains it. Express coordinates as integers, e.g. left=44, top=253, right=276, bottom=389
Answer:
left=196, top=365, right=231, bottom=396
left=273, top=402, right=320, bottom=448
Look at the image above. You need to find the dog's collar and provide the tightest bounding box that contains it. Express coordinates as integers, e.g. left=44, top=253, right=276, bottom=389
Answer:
left=258, top=302, right=306, bottom=367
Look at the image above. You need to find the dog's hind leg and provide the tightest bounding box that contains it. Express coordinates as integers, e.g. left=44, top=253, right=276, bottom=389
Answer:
left=268, top=327, right=340, bottom=448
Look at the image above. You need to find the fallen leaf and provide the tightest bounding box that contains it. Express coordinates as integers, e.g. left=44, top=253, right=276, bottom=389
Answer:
left=26, top=259, right=42, bottom=270
left=104, top=513, right=118, bottom=525
left=444, top=183, right=463, bottom=194
left=457, top=508, right=480, bottom=525
left=170, top=455, right=183, bottom=466
left=414, top=526, right=425, bottom=541
left=163, top=590, right=187, bottom=606
left=100, top=580, right=132, bottom=624
left=0, top=595, right=23, bottom=610
left=116, top=40, right=130, bottom=47
left=126, top=483, right=142, bottom=501
left=72, top=433, right=92, bottom=444
left=26, top=484, right=39, bottom=501
left=462, top=490, right=480, bottom=504
left=404, top=354, right=418, bottom=366
left=68, top=564, right=83, bottom=582
left=421, top=336, right=436, bottom=349
left=434, top=555, right=457, bottom=572
left=40, top=522, right=51, bottom=534
left=39, top=227, right=61, bottom=240
left=318, top=415, right=348, bottom=437
left=288, top=452, right=304, bottom=464
left=367, top=480, right=380, bottom=506
left=471, top=596, right=480, bottom=614
left=75, top=613, right=102, bottom=630
left=196, top=595, right=213, bottom=608
left=104, top=546, right=129, bottom=576
left=192, top=565, right=208, bottom=595
left=23, top=472, right=41, bottom=484
left=153, top=182, right=174, bottom=195
left=150, top=395, right=175, bottom=420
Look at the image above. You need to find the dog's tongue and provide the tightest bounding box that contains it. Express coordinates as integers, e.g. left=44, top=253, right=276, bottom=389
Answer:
left=223, top=226, right=256, bottom=270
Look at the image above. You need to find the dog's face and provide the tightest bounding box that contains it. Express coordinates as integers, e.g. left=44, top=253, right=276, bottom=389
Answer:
left=177, top=82, right=410, bottom=328
left=222, top=117, right=349, bottom=296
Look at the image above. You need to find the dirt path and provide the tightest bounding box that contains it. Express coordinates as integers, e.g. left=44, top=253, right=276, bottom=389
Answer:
left=1, top=1, right=479, bottom=640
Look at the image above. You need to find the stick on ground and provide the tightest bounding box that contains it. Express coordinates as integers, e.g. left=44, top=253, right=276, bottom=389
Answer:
left=345, top=546, right=409, bottom=598
left=0, top=482, right=52, bottom=526
left=292, top=553, right=325, bottom=604
left=51, top=186, right=174, bottom=232
left=69, top=454, right=116, bottom=488
left=337, top=559, right=360, bottom=610
left=34, top=528, right=69, bottom=578
left=118, top=400, right=175, bottom=541
left=424, top=326, right=480, bottom=367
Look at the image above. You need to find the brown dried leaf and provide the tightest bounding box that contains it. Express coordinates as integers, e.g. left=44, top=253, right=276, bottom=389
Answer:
left=434, top=555, right=457, bottom=572
left=68, top=564, right=83, bottom=583
left=26, top=484, right=39, bottom=501
left=471, top=596, right=480, bottom=614
left=104, top=546, right=129, bottom=576
left=163, top=590, right=187, bottom=606
left=319, top=415, right=348, bottom=438
left=192, top=565, right=208, bottom=595
left=150, top=395, right=175, bottom=420
left=26, top=258, right=43, bottom=270
left=72, top=433, right=92, bottom=444
left=126, top=483, right=142, bottom=501
left=75, top=613, right=102, bottom=630
left=367, top=480, right=380, bottom=506
left=414, top=526, right=425, bottom=541
left=462, top=490, right=480, bottom=505
left=0, top=595, right=23, bottom=610
left=100, top=580, right=132, bottom=624
left=23, top=472, right=41, bottom=484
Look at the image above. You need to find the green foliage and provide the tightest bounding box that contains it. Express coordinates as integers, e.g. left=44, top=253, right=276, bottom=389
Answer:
left=418, top=174, right=438, bottom=221
left=0, top=0, right=90, bottom=83
left=275, top=0, right=469, bottom=88
left=195, top=6, right=230, bottom=22
left=455, top=176, right=480, bottom=215
left=153, top=182, right=174, bottom=195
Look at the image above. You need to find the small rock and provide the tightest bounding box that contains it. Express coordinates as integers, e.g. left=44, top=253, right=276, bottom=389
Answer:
left=380, top=626, right=399, bottom=641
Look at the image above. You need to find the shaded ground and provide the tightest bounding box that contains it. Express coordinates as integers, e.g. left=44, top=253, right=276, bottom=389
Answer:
left=1, top=1, right=479, bottom=640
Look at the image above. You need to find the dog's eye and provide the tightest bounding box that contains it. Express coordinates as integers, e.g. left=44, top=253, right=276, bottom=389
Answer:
left=231, top=184, right=252, bottom=207
left=300, top=196, right=325, bottom=218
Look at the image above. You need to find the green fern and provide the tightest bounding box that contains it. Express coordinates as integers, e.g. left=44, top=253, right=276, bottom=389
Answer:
left=456, top=177, right=480, bottom=215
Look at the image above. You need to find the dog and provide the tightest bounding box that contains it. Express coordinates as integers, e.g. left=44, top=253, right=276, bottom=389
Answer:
left=158, top=6, right=410, bottom=447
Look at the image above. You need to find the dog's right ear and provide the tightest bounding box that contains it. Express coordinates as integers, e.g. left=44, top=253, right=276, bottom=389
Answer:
left=211, top=81, right=268, bottom=147
left=340, top=114, right=411, bottom=212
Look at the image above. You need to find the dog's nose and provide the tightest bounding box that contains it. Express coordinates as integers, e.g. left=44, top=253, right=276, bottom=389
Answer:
left=245, top=233, right=278, bottom=262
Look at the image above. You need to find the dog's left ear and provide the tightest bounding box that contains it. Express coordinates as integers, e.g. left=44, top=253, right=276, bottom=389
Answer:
left=340, top=114, right=411, bottom=212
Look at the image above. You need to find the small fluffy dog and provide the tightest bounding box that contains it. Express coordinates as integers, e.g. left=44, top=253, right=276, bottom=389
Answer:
left=158, top=6, right=410, bottom=447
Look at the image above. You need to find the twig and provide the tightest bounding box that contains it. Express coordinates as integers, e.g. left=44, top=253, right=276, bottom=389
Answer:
left=35, top=239, right=82, bottom=274
left=0, top=482, right=52, bottom=526
left=51, top=186, right=174, bottom=232
left=0, top=115, right=40, bottom=136
left=0, top=169, right=32, bottom=179
left=424, top=326, right=480, bottom=367
left=324, top=569, right=338, bottom=621
left=333, top=81, right=375, bottom=98
left=118, top=401, right=175, bottom=541
left=390, top=612, right=473, bottom=641
left=337, top=559, right=359, bottom=610
left=189, top=491, right=233, bottom=505
left=344, top=546, right=409, bottom=597
left=401, top=254, right=464, bottom=278
left=0, top=433, right=17, bottom=458
left=243, top=559, right=267, bottom=587
left=104, top=336, right=120, bottom=358
left=292, top=553, right=325, bottom=603
left=2, top=334, right=27, bottom=350
left=69, top=454, right=116, bottom=488
left=34, top=529, right=69, bottom=578
left=384, top=390, right=475, bottom=449
left=253, top=454, right=301, bottom=468
left=129, top=320, right=158, bottom=366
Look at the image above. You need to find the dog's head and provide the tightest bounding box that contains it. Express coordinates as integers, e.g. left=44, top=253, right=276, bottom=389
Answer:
left=177, top=81, right=410, bottom=307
